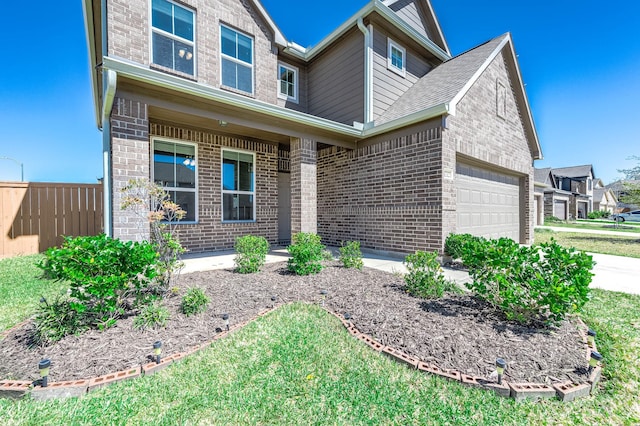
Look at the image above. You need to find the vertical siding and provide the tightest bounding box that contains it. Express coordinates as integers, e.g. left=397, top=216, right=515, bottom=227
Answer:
left=386, top=0, right=433, bottom=40
left=371, top=26, right=432, bottom=121
left=307, top=29, right=364, bottom=125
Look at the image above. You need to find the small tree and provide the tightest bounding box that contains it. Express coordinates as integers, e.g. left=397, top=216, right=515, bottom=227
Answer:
left=617, top=155, right=640, bottom=206
left=120, top=179, right=186, bottom=289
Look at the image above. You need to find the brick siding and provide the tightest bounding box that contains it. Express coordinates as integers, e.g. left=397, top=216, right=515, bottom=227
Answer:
left=290, top=138, right=317, bottom=234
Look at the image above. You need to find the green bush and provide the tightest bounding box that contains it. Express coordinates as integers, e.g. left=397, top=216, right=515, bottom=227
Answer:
left=339, top=241, right=363, bottom=270
left=234, top=235, right=270, bottom=273
left=404, top=251, right=460, bottom=299
left=587, top=210, right=611, bottom=219
left=444, top=233, right=476, bottom=259
left=181, top=288, right=210, bottom=316
left=454, top=235, right=488, bottom=270
left=544, top=215, right=564, bottom=223
left=287, top=233, right=326, bottom=275
left=133, top=302, right=170, bottom=330
left=31, top=296, right=89, bottom=346
left=39, top=234, right=161, bottom=328
left=465, top=237, right=594, bottom=325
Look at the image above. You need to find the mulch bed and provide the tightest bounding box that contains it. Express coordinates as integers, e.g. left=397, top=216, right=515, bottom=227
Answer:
left=0, top=261, right=590, bottom=385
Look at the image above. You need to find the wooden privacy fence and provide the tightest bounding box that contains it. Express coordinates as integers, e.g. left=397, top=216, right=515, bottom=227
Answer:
left=0, top=182, right=103, bottom=258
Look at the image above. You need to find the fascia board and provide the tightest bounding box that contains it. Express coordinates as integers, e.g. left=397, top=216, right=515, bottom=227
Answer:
left=82, top=0, right=101, bottom=128
left=102, top=57, right=362, bottom=138
left=363, top=103, right=450, bottom=137
left=250, top=0, right=287, bottom=46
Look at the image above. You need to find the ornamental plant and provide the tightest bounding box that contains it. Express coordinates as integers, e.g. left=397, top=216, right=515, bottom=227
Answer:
left=181, top=288, right=210, bottom=316
left=404, top=250, right=460, bottom=299
left=465, top=237, right=594, bottom=325
left=31, top=295, right=89, bottom=346
left=234, top=235, right=270, bottom=273
left=133, top=302, right=171, bottom=330
left=339, top=241, right=364, bottom=270
left=287, top=232, right=326, bottom=275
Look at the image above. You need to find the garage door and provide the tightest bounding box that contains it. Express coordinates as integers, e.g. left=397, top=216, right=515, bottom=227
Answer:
left=456, top=163, right=521, bottom=241
left=554, top=200, right=566, bottom=220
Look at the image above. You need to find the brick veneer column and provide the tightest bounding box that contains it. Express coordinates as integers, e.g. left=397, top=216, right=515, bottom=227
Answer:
left=290, top=137, right=317, bottom=234
left=110, top=96, right=150, bottom=242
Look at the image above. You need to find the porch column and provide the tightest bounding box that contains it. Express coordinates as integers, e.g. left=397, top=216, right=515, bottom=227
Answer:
left=290, top=137, right=317, bottom=234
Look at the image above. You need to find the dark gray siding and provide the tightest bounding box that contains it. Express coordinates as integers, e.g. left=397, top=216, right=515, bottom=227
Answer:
left=307, top=29, right=364, bottom=125
left=275, top=58, right=308, bottom=113
left=387, top=0, right=433, bottom=40
left=372, top=26, right=432, bottom=121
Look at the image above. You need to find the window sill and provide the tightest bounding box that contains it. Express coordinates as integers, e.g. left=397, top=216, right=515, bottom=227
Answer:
left=387, top=65, right=406, bottom=78
left=277, top=93, right=299, bottom=104
left=222, top=220, right=257, bottom=224
left=150, top=63, right=197, bottom=82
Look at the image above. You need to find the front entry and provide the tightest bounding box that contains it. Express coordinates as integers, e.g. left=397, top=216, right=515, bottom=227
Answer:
left=277, top=172, right=291, bottom=244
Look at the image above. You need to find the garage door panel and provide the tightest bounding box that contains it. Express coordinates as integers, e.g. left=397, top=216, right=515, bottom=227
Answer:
left=456, top=163, right=520, bottom=241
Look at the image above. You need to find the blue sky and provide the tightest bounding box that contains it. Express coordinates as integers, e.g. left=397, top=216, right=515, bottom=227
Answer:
left=0, top=0, right=638, bottom=184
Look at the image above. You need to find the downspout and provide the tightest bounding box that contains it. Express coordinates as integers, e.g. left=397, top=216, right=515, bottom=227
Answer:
left=101, top=69, right=117, bottom=237
left=357, top=18, right=374, bottom=125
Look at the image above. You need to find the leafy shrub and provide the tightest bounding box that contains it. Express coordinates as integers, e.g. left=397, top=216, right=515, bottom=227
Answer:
left=404, top=251, right=460, bottom=299
left=31, top=296, right=89, bottom=346
left=339, top=241, right=363, bottom=269
left=544, top=215, right=564, bottom=223
left=181, top=288, right=210, bottom=316
left=454, top=235, right=488, bottom=270
left=234, top=235, right=270, bottom=273
left=39, top=234, right=161, bottom=327
left=133, top=302, right=170, bottom=330
left=287, top=232, right=326, bottom=275
left=587, top=210, right=610, bottom=219
left=465, top=237, right=594, bottom=325
left=444, top=233, right=476, bottom=259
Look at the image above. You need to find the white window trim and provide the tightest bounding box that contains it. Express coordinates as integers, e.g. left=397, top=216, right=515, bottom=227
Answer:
left=149, top=0, right=197, bottom=77
left=151, top=136, right=199, bottom=224
left=387, top=38, right=406, bottom=77
left=277, top=62, right=299, bottom=103
left=221, top=148, right=256, bottom=223
left=219, top=24, right=255, bottom=95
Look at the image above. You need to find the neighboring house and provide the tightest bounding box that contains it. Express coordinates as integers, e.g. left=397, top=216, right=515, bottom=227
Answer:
left=606, top=180, right=640, bottom=212
left=592, top=179, right=617, bottom=213
left=82, top=0, right=541, bottom=255
left=534, top=167, right=571, bottom=222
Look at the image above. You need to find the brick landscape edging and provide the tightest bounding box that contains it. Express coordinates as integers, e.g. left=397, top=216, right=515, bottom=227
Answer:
left=0, top=304, right=601, bottom=402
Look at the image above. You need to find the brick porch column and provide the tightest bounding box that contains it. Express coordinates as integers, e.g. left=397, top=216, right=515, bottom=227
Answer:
left=290, top=137, right=317, bottom=234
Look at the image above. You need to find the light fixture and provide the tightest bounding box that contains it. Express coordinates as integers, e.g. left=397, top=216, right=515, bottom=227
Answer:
left=38, top=359, right=51, bottom=388
left=589, top=351, right=602, bottom=372
left=496, top=358, right=506, bottom=384
left=344, top=313, right=351, bottom=326
left=587, top=329, right=596, bottom=346
left=218, top=120, right=228, bottom=127
left=153, top=341, right=162, bottom=364
left=222, top=313, right=229, bottom=331
left=320, top=290, right=327, bottom=306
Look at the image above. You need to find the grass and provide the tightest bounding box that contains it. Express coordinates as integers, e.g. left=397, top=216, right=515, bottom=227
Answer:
left=541, top=221, right=640, bottom=233
left=535, top=229, right=640, bottom=258
left=0, top=294, right=639, bottom=425
left=0, top=255, right=68, bottom=333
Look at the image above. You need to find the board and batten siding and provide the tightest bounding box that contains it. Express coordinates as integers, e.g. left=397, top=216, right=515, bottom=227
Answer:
left=386, top=0, right=433, bottom=41
left=307, top=28, right=364, bottom=125
left=371, top=26, right=432, bottom=121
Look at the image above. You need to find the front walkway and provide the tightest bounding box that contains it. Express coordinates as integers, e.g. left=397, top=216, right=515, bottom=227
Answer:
left=182, top=248, right=639, bottom=295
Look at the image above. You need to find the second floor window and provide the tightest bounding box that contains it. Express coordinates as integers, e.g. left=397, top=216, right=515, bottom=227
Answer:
left=278, top=63, right=298, bottom=102
left=387, top=38, right=406, bottom=77
left=221, top=25, right=254, bottom=94
left=151, top=0, right=195, bottom=76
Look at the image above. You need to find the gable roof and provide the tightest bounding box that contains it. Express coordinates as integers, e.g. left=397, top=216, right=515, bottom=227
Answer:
left=551, top=165, right=595, bottom=179
left=382, top=0, right=450, bottom=55
left=534, top=167, right=554, bottom=186
left=376, top=33, right=542, bottom=159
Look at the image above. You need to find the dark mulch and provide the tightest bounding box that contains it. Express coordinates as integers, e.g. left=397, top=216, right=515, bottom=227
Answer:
left=0, top=261, right=590, bottom=385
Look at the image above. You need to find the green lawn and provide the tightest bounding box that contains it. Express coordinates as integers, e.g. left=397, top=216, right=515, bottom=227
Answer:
left=541, top=221, right=640, bottom=233
left=0, top=255, right=68, bottom=333
left=535, top=229, right=640, bottom=258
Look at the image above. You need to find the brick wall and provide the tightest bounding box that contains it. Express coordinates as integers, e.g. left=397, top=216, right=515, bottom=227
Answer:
left=318, top=127, right=444, bottom=254
left=290, top=138, right=317, bottom=234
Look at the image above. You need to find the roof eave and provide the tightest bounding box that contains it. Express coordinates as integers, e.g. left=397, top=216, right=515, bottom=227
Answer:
left=364, top=103, right=450, bottom=138
left=82, top=0, right=101, bottom=129
left=250, top=0, right=287, bottom=47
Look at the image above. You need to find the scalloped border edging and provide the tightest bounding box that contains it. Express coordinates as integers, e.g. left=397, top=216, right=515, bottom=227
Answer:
left=0, top=304, right=602, bottom=402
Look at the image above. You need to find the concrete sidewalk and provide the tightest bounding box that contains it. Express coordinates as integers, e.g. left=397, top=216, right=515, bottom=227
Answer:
left=182, top=247, right=638, bottom=294
left=536, top=225, right=640, bottom=238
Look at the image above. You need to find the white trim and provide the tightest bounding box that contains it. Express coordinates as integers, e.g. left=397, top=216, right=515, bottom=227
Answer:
left=387, top=38, right=406, bottom=77
left=149, top=0, right=196, bottom=77
left=277, top=62, right=298, bottom=103
left=151, top=136, right=199, bottom=224
left=357, top=18, right=374, bottom=123
left=219, top=24, right=255, bottom=95
left=221, top=148, right=256, bottom=223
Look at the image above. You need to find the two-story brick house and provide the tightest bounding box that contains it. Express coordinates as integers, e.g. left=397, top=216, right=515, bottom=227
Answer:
left=82, top=0, right=542, bottom=254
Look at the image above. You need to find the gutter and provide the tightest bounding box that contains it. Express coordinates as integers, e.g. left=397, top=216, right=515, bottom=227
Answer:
left=357, top=18, right=374, bottom=124
left=82, top=0, right=100, bottom=128
left=101, top=69, right=117, bottom=237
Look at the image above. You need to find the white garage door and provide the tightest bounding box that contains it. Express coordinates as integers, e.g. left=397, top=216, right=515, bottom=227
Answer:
left=456, top=163, right=521, bottom=241
left=554, top=200, right=567, bottom=220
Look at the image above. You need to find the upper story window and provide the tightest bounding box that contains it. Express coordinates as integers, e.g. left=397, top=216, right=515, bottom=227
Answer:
left=152, top=138, right=198, bottom=222
left=151, top=0, right=195, bottom=76
left=221, top=25, right=254, bottom=94
left=278, top=63, right=298, bottom=103
left=387, top=38, right=406, bottom=77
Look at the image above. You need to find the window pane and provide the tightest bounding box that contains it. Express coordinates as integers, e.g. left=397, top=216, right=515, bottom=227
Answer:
left=222, top=193, right=253, bottom=221
left=237, top=33, right=252, bottom=64
left=221, top=58, right=237, bottom=88
left=237, top=64, right=252, bottom=93
left=169, top=191, right=196, bottom=222
left=238, top=194, right=254, bottom=220
left=221, top=27, right=236, bottom=57
left=173, top=6, right=193, bottom=41
left=391, top=47, right=403, bottom=69
left=222, top=156, right=237, bottom=191
left=152, top=0, right=173, bottom=33
left=280, top=80, right=288, bottom=96
left=238, top=153, right=253, bottom=192
left=174, top=40, right=194, bottom=75
left=154, top=142, right=176, bottom=187
left=152, top=32, right=174, bottom=69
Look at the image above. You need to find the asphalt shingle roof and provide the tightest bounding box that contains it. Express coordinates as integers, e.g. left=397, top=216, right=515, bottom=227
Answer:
left=550, top=165, right=594, bottom=178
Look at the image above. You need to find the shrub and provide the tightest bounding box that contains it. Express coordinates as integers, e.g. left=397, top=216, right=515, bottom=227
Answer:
left=234, top=235, right=270, bottom=273
left=454, top=235, right=488, bottom=270
left=39, top=234, right=161, bottom=328
left=465, top=237, right=594, bottom=325
left=544, top=215, right=564, bottom=223
left=339, top=241, right=363, bottom=270
left=181, top=288, right=210, bottom=316
left=31, top=296, right=89, bottom=346
left=404, top=251, right=460, bottom=299
left=444, top=233, right=475, bottom=259
left=133, top=302, right=170, bottom=330
left=287, top=232, right=326, bottom=275
left=587, top=210, right=610, bottom=219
